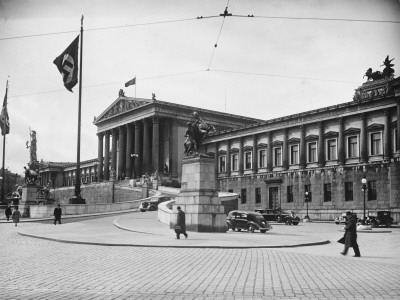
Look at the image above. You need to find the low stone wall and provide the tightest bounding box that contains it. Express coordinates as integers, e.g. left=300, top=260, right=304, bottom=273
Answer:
left=158, top=200, right=175, bottom=225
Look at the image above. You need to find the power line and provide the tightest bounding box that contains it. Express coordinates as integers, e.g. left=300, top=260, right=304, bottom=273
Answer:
left=253, top=15, right=400, bottom=24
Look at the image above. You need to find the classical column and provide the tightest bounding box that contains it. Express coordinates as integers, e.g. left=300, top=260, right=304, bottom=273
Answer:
left=226, top=139, right=231, bottom=176
left=125, top=124, right=133, bottom=179
left=111, top=128, right=118, bottom=177
left=152, top=117, right=160, bottom=172
left=384, top=109, right=391, bottom=161
left=239, top=137, right=244, bottom=175
left=267, top=132, right=273, bottom=172
left=338, top=117, right=345, bottom=166
left=282, top=129, right=288, bottom=170
left=214, top=142, right=219, bottom=178
left=104, top=131, right=110, bottom=180
left=142, top=119, right=150, bottom=175
left=134, top=122, right=141, bottom=178
left=318, top=121, right=325, bottom=167
left=97, top=132, right=104, bottom=181
left=117, top=126, right=126, bottom=179
left=171, top=119, right=179, bottom=178
left=299, top=125, right=306, bottom=169
left=397, top=97, right=400, bottom=152
left=252, top=135, right=258, bottom=174
left=360, top=113, right=368, bottom=163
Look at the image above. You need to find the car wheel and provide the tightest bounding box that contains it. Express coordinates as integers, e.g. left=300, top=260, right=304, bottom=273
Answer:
left=386, top=222, right=391, bottom=228
left=237, top=229, right=241, bottom=232
left=335, top=222, right=339, bottom=225
left=275, top=215, right=282, bottom=222
left=246, top=225, right=255, bottom=233
left=370, top=222, right=375, bottom=228
left=285, top=219, right=292, bottom=225
left=260, top=230, right=267, bottom=233
left=292, top=222, right=299, bottom=225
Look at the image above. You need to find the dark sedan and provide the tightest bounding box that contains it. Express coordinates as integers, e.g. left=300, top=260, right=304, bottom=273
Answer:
left=227, top=210, right=272, bottom=233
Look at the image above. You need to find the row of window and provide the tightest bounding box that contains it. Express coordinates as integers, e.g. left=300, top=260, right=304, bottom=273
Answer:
left=238, top=181, right=378, bottom=204
left=219, top=131, right=393, bottom=172
left=64, top=176, right=96, bottom=186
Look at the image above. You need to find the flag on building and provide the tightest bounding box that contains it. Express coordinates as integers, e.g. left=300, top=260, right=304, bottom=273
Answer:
left=53, top=35, right=79, bottom=92
left=125, top=77, right=136, bottom=87
left=0, top=85, right=10, bottom=136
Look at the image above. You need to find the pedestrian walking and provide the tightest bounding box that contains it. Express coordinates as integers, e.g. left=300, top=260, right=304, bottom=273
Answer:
left=5, top=205, right=12, bottom=221
left=340, top=211, right=361, bottom=257
left=54, top=204, right=62, bottom=225
left=175, top=206, right=188, bottom=239
left=12, top=207, right=21, bottom=227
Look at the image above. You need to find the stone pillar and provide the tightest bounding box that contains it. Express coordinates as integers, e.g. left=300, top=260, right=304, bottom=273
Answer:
left=97, top=132, right=104, bottom=181
left=252, top=135, right=258, bottom=174
left=239, top=137, right=244, bottom=175
left=226, top=139, right=231, bottom=176
left=299, top=125, right=306, bottom=169
left=214, top=142, right=219, bottom=178
left=397, top=97, right=400, bottom=152
left=267, top=132, right=273, bottom=172
left=152, top=117, right=160, bottom=172
left=142, top=119, right=150, bottom=175
left=111, top=128, right=118, bottom=176
left=104, top=131, right=110, bottom=180
left=117, top=127, right=125, bottom=179
left=171, top=120, right=179, bottom=178
left=338, top=117, right=345, bottom=166
left=125, top=124, right=133, bottom=179
left=318, top=122, right=325, bottom=167
left=134, top=122, right=141, bottom=178
left=171, top=155, right=226, bottom=232
left=360, top=113, right=368, bottom=163
left=384, top=109, right=391, bottom=161
left=282, top=129, right=288, bottom=170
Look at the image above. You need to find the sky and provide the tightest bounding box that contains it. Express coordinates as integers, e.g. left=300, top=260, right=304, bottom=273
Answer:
left=0, top=0, right=399, bottom=176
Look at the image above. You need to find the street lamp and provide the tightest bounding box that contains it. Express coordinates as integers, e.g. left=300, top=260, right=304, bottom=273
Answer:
left=304, top=191, right=310, bottom=219
left=361, top=175, right=368, bottom=224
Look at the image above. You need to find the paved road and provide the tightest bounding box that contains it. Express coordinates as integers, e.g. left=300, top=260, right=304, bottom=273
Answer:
left=1, top=214, right=400, bottom=299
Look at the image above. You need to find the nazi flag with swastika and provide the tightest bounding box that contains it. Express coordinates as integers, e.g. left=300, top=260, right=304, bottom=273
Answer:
left=53, top=35, right=79, bottom=92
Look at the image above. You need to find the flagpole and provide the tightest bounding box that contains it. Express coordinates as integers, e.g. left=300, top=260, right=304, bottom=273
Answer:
left=1, top=80, right=8, bottom=204
left=71, top=16, right=85, bottom=204
left=135, top=75, right=136, bottom=99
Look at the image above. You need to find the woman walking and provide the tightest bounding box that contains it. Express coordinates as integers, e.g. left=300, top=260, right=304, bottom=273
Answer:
left=12, top=207, right=21, bottom=227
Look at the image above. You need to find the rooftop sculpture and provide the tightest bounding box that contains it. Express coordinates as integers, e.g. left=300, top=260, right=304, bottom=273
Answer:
left=364, top=55, right=395, bottom=81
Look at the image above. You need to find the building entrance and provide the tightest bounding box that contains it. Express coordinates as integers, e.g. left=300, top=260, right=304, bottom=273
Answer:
left=268, top=187, right=279, bottom=209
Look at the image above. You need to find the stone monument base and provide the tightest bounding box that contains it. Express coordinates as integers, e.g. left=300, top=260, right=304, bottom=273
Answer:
left=170, top=155, right=226, bottom=232
left=69, top=196, right=86, bottom=204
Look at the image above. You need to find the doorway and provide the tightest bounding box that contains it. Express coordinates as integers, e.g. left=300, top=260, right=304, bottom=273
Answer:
left=268, top=187, right=279, bottom=209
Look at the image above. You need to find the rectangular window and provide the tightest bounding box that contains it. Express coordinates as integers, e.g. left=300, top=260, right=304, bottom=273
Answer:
left=274, top=147, right=282, bottom=166
left=345, top=182, right=353, bottom=201
left=348, top=136, right=358, bottom=158
left=370, top=132, right=382, bottom=155
left=255, top=188, right=261, bottom=204
left=308, top=142, right=317, bottom=162
left=245, top=152, right=252, bottom=169
left=305, top=184, right=312, bottom=202
left=219, top=156, right=226, bottom=173
left=368, top=181, right=377, bottom=200
left=290, top=145, right=299, bottom=165
left=324, top=183, right=331, bottom=202
left=231, top=153, right=238, bottom=171
left=258, top=150, right=266, bottom=168
left=327, top=139, right=337, bottom=160
left=287, top=186, right=293, bottom=203
left=241, top=189, right=247, bottom=204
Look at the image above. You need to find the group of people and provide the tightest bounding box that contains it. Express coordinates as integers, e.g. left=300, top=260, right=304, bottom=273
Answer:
left=4, top=204, right=62, bottom=226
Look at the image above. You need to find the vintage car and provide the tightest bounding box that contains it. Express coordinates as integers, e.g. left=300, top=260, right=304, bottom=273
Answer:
left=255, top=208, right=300, bottom=225
left=139, top=196, right=171, bottom=212
left=227, top=210, right=272, bottom=233
left=335, top=213, right=348, bottom=225
left=365, top=211, right=394, bottom=228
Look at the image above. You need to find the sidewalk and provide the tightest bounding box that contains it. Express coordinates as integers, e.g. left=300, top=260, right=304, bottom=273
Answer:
left=17, top=211, right=330, bottom=248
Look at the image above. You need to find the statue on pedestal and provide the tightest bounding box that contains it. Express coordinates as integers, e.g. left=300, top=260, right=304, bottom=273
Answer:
left=24, top=166, right=38, bottom=185
left=26, top=129, right=39, bottom=170
left=184, top=112, right=216, bottom=156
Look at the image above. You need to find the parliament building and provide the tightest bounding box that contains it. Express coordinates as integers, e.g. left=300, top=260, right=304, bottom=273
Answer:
left=39, top=76, right=400, bottom=220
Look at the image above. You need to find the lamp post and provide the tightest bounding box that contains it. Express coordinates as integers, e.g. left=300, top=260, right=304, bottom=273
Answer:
left=361, top=175, right=367, bottom=224
left=304, top=191, right=310, bottom=219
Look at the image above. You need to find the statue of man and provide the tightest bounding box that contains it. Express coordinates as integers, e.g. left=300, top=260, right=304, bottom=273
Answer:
left=26, top=130, right=37, bottom=163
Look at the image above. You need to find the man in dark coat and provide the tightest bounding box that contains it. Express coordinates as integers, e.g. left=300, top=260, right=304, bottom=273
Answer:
left=340, top=211, right=361, bottom=257
left=5, top=205, right=12, bottom=221
left=175, top=206, right=188, bottom=239
left=54, top=204, right=62, bottom=225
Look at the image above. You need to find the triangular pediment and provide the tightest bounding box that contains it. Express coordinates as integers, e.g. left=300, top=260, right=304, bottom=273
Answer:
left=94, top=97, right=152, bottom=124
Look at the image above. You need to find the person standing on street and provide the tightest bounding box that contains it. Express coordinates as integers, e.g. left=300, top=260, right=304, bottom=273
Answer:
left=54, top=204, right=62, bottom=225
left=12, top=207, right=21, bottom=227
left=340, top=211, right=361, bottom=257
left=5, top=205, right=12, bottom=221
left=175, top=206, right=188, bottom=239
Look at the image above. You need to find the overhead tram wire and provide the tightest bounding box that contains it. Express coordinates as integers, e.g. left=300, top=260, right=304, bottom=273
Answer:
left=252, top=15, right=400, bottom=24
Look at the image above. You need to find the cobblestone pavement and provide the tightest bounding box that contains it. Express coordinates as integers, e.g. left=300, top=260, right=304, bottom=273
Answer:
left=1, top=217, right=400, bottom=300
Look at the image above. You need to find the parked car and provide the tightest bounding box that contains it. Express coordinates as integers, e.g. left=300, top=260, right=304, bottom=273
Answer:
left=255, top=208, right=300, bottom=225
left=139, top=196, right=171, bottom=212
left=227, top=210, right=272, bottom=233
left=335, top=213, right=348, bottom=225
left=365, top=211, right=394, bottom=228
